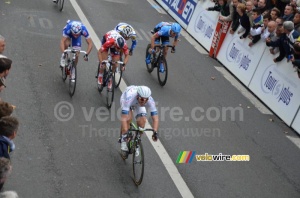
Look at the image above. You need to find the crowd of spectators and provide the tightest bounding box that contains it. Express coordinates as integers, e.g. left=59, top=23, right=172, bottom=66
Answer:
left=0, top=35, right=19, bottom=198
left=207, top=0, right=300, bottom=77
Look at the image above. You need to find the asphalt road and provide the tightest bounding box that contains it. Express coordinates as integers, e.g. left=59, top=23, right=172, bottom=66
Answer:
left=0, top=0, right=300, bottom=197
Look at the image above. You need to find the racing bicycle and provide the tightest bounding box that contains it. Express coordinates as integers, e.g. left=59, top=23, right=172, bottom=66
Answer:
left=145, top=44, right=172, bottom=86
left=55, top=0, right=64, bottom=11
left=119, top=122, right=154, bottom=186
left=61, top=47, right=87, bottom=97
left=96, top=56, right=124, bottom=109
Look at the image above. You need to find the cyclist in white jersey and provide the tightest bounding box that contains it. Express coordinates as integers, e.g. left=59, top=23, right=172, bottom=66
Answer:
left=115, top=22, right=137, bottom=56
left=120, top=85, right=159, bottom=151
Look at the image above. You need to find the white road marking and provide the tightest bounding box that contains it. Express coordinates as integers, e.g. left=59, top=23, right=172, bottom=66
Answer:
left=147, top=0, right=167, bottom=14
left=214, top=66, right=272, bottom=115
left=104, top=0, right=126, bottom=4
left=139, top=29, right=151, bottom=42
left=70, top=0, right=194, bottom=197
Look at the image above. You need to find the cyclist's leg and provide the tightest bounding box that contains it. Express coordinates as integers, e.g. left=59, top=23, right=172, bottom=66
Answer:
left=135, top=107, right=147, bottom=129
left=71, top=36, right=82, bottom=65
left=161, top=36, right=170, bottom=58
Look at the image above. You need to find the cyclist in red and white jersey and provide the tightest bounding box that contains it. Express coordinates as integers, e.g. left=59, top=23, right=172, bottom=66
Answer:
left=97, top=30, right=130, bottom=86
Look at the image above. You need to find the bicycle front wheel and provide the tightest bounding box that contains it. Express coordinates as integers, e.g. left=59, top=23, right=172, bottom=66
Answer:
left=157, top=57, right=168, bottom=86
left=69, top=62, right=77, bottom=97
left=59, top=0, right=64, bottom=11
left=114, top=64, right=123, bottom=88
left=145, top=44, right=154, bottom=73
left=106, top=73, right=115, bottom=109
left=132, top=140, right=144, bottom=186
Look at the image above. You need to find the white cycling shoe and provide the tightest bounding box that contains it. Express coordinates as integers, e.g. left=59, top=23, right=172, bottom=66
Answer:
left=121, top=142, right=128, bottom=152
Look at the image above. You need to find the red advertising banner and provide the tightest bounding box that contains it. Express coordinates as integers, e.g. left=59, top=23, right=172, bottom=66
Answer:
left=209, top=19, right=231, bottom=58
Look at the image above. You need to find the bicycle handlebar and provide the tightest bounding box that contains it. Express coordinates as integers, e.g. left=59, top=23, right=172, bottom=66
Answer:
left=129, top=128, right=155, bottom=132
left=64, top=49, right=87, bottom=55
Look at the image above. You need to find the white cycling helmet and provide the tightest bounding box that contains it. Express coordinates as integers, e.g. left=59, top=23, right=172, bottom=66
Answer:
left=70, top=21, right=82, bottom=34
left=121, top=25, right=133, bottom=39
left=137, top=86, right=151, bottom=98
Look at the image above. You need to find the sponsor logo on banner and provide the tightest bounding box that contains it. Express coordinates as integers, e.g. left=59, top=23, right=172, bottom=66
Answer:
left=194, top=11, right=214, bottom=39
left=226, top=37, right=252, bottom=70
left=260, top=65, right=294, bottom=105
left=162, top=0, right=196, bottom=25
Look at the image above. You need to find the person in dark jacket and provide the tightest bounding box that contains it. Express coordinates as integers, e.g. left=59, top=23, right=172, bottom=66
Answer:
left=206, top=0, right=230, bottom=17
left=237, top=3, right=251, bottom=39
left=0, top=116, right=19, bottom=159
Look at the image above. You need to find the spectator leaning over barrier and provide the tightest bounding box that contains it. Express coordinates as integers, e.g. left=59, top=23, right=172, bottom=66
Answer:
left=282, top=4, right=295, bottom=21
left=220, top=0, right=241, bottom=34
left=284, top=20, right=300, bottom=49
left=262, top=20, right=277, bottom=40
left=0, top=101, right=14, bottom=118
left=206, top=0, right=230, bottom=16
left=237, top=3, right=251, bottom=39
left=252, top=0, right=259, bottom=8
left=270, top=7, right=281, bottom=21
left=246, top=0, right=255, bottom=26
left=0, top=36, right=5, bottom=55
left=293, top=12, right=300, bottom=32
left=0, top=58, right=12, bottom=93
left=249, top=8, right=264, bottom=46
left=266, top=23, right=288, bottom=62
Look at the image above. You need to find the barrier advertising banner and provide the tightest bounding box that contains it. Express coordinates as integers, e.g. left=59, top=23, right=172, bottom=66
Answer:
left=249, top=48, right=300, bottom=126
left=216, top=34, right=266, bottom=86
left=158, top=0, right=197, bottom=29
left=186, top=0, right=219, bottom=51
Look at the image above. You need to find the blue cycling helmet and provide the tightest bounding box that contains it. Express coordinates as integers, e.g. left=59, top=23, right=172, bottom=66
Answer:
left=116, top=37, right=125, bottom=48
left=70, top=21, right=82, bottom=34
left=171, top=23, right=181, bottom=34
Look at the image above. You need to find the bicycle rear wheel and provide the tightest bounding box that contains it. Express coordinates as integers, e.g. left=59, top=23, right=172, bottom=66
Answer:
left=96, top=63, right=104, bottom=93
left=114, top=64, right=123, bottom=88
left=58, top=0, right=64, bottom=11
left=69, top=62, right=77, bottom=97
left=145, top=44, right=154, bottom=73
left=62, top=66, right=67, bottom=81
left=106, top=73, right=115, bottom=109
left=157, top=57, right=168, bottom=86
left=132, top=140, right=144, bottom=186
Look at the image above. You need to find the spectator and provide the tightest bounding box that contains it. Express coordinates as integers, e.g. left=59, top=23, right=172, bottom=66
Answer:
left=237, top=3, right=251, bottom=39
left=249, top=8, right=264, bottom=46
left=270, top=7, right=281, bottom=21
left=262, top=20, right=278, bottom=40
left=0, top=116, right=19, bottom=159
left=0, top=36, right=5, bottom=55
left=219, top=0, right=241, bottom=34
left=275, top=17, right=284, bottom=25
left=282, top=4, right=295, bottom=21
left=283, top=20, right=300, bottom=50
left=253, top=0, right=259, bottom=8
left=262, top=14, right=271, bottom=32
left=257, top=0, right=271, bottom=16
left=266, top=23, right=288, bottom=62
left=291, top=41, right=300, bottom=75
left=293, top=12, right=300, bottom=32
left=0, top=158, right=11, bottom=191
left=0, top=58, right=12, bottom=93
left=246, top=0, right=255, bottom=26
left=0, top=191, right=18, bottom=198
left=275, top=0, right=290, bottom=15
left=206, top=0, right=230, bottom=17
left=0, top=101, right=14, bottom=118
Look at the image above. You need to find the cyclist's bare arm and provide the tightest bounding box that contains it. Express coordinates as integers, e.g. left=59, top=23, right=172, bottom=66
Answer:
left=151, top=114, right=159, bottom=132
left=85, top=37, right=93, bottom=55
left=60, top=36, right=68, bottom=53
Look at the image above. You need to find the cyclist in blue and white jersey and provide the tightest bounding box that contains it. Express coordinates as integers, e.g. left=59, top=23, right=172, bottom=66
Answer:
left=60, top=20, right=93, bottom=68
left=120, top=85, right=159, bottom=151
left=148, top=22, right=181, bottom=59
left=115, top=22, right=137, bottom=56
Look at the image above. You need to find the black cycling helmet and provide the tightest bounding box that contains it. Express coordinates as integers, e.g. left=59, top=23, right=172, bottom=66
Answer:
left=116, top=37, right=125, bottom=49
